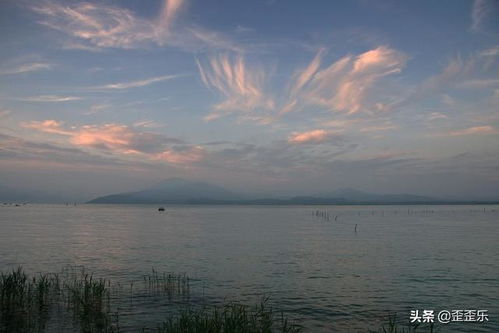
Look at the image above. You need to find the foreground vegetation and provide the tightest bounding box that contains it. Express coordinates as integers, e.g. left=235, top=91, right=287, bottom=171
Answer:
left=0, top=267, right=301, bottom=332
left=1, top=267, right=436, bottom=332
left=368, top=315, right=435, bottom=333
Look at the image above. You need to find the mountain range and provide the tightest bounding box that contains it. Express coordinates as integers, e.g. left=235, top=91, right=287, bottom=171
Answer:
left=88, top=178, right=446, bottom=205
left=3, top=178, right=496, bottom=205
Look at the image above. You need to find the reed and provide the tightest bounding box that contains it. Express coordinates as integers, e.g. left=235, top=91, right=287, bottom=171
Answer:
left=158, top=298, right=301, bottom=333
left=312, top=210, right=336, bottom=222
left=0, top=267, right=54, bottom=332
left=2, top=267, right=441, bottom=333
left=64, top=272, right=112, bottom=332
left=0, top=267, right=300, bottom=333
left=143, top=268, right=190, bottom=300
left=0, top=267, right=116, bottom=333
left=369, top=315, right=435, bottom=333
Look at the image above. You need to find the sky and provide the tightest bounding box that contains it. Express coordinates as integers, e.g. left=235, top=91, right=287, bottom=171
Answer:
left=0, top=0, right=498, bottom=201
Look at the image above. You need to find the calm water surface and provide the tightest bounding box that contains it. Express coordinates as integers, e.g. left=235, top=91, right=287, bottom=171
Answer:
left=1, top=204, right=498, bottom=332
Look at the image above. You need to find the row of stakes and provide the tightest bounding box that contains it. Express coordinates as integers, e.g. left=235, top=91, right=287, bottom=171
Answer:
left=312, top=210, right=358, bottom=233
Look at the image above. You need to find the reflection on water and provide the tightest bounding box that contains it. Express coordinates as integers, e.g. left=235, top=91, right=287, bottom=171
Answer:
left=0, top=204, right=498, bottom=332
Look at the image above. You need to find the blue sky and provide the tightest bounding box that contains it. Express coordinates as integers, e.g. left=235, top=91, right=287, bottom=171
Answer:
left=0, top=0, right=498, bottom=200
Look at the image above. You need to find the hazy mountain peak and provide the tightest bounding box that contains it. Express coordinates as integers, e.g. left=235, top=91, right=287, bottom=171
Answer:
left=151, top=178, right=200, bottom=189
left=89, top=178, right=240, bottom=204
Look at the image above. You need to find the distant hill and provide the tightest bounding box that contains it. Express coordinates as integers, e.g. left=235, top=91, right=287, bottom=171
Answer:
left=88, top=178, right=449, bottom=205
left=2, top=179, right=496, bottom=205
left=88, top=178, right=243, bottom=204
left=318, top=188, right=436, bottom=203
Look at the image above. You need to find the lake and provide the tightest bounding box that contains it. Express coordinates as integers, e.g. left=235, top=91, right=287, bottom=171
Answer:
left=1, top=204, right=498, bottom=332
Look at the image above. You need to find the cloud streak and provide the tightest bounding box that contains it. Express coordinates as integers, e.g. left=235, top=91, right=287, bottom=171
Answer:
left=288, top=129, right=330, bottom=144
left=471, top=0, right=497, bottom=32
left=295, top=46, right=407, bottom=114
left=448, top=125, right=497, bottom=136
left=0, top=62, right=52, bottom=75
left=31, top=0, right=185, bottom=49
left=20, top=95, right=82, bottom=102
left=196, top=54, right=274, bottom=120
left=92, top=74, right=185, bottom=90
left=197, top=46, right=407, bottom=122
left=22, top=120, right=204, bottom=165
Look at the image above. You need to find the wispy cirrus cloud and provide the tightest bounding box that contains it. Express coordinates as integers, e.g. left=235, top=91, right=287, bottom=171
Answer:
left=289, top=49, right=325, bottom=99
left=30, top=0, right=246, bottom=53
left=471, top=0, right=498, bottom=32
left=0, top=62, right=53, bottom=75
left=133, top=120, right=165, bottom=129
left=197, top=47, right=407, bottom=122
left=481, top=46, right=499, bottom=57
left=189, top=28, right=243, bottom=53
left=428, top=112, right=449, bottom=121
left=61, top=42, right=104, bottom=53
left=293, top=46, right=407, bottom=114
left=388, top=48, right=499, bottom=112
left=19, top=95, right=82, bottom=102
left=196, top=53, right=274, bottom=120
left=22, top=120, right=204, bottom=165
left=448, top=125, right=498, bottom=136
left=279, top=48, right=326, bottom=115
left=31, top=0, right=185, bottom=49
left=458, top=78, right=499, bottom=89
left=92, top=74, right=185, bottom=90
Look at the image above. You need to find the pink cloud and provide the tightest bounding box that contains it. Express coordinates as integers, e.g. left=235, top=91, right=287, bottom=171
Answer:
left=196, top=46, right=407, bottom=122
left=155, top=146, right=204, bottom=164
left=22, top=120, right=72, bottom=135
left=197, top=54, right=274, bottom=119
left=289, top=48, right=325, bottom=98
left=312, top=47, right=406, bottom=114
left=31, top=0, right=184, bottom=49
left=69, top=124, right=135, bottom=151
left=288, top=129, right=329, bottom=144
left=285, top=46, right=407, bottom=114
left=22, top=120, right=204, bottom=165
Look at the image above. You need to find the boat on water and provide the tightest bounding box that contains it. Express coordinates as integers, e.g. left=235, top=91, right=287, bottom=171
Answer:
left=158, top=207, right=165, bottom=211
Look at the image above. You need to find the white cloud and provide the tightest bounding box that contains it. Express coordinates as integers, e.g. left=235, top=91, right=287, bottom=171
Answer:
left=458, top=79, right=499, bottom=89
left=0, top=62, right=52, bottom=75
left=471, top=0, right=496, bottom=32
left=20, top=95, right=82, bottom=102
left=93, top=74, right=185, bottom=90
left=448, top=126, right=497, bottom=136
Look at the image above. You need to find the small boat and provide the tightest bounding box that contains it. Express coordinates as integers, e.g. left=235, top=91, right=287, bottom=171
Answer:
left=158, top=207, right=165, bottom=212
